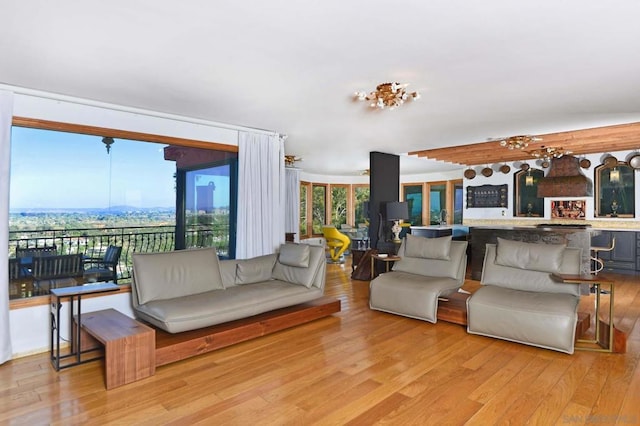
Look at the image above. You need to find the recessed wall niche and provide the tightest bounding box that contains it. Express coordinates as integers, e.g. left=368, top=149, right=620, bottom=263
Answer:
left=513, top=168, right=544, bottom=217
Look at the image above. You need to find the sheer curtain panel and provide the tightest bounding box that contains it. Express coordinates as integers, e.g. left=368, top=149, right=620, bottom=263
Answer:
left=285, top=167, right=301, bottom=242
left=0, top=90, right=14, bottom=364
left=236, top=131, right=285, bottom=258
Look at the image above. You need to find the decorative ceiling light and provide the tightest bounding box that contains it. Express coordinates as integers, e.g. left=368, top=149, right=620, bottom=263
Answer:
left=498, top=135, right=541, bottom=150
left=355, top=82, right=420, bottom=110
left=529, top=146, right=572, bottom=161
left=284, top=155, right=302, bottom=167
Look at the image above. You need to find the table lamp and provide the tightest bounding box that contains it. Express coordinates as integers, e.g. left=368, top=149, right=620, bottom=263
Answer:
left=386, top=201, right=409, bottom=243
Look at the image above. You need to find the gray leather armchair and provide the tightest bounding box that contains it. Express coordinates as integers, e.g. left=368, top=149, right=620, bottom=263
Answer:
left=467, top=238, right=582, bottom=354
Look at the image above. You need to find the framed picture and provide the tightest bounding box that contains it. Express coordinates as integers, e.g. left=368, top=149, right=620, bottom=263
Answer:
left=550, top=199, right=586, bottom=220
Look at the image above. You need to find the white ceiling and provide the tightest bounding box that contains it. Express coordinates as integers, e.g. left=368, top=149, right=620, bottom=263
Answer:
left=2, top=1, right=640, bottom=176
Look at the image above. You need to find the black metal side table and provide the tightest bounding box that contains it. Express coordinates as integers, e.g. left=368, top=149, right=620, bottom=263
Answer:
left=50, top=282, right=119, bottom=370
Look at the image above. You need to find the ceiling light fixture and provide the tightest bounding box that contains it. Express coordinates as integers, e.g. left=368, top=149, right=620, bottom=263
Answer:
left=498, top=135, right=541, bottom=150
left=529, top=146, right=572, bottom=161
left=355, top=82, right=420, bottom=110
left=284, top=155, right=302, bottom=167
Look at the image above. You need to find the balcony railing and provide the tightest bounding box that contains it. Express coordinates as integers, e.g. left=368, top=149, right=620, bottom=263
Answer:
left=8, top=224, right=229, bottom=298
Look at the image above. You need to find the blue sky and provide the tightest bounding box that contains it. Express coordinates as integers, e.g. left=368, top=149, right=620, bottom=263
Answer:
left=10, top=127, right=230, bottom=210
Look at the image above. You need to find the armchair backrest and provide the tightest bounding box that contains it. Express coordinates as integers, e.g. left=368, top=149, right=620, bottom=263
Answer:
left=103, top=245, right=122, bottom=264
left=392, top=236, right=468, bottom=284
left=481, top=243, right=581, bottom=296
left=32, top=254, right=84, bottom=280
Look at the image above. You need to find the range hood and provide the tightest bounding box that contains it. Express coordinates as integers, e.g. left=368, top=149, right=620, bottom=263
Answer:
left=537, top=155, right=593, bottom=197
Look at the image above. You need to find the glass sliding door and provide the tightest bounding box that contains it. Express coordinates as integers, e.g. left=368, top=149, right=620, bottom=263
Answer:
left=177, top=159, right=237, bottom=258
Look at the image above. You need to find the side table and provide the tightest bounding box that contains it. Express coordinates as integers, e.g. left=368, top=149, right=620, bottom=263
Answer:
left=370, top=254, right=401, bottom=279
left=50, top=282, right=119, bottom=370
left=551, top=273, right=625, bottom=353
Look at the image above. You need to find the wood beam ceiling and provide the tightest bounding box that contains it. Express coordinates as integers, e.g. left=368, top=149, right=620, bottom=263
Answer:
left=409, top=122, right=640, bottom=166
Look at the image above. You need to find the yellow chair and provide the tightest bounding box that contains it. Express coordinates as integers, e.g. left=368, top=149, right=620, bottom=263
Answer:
left=322, top=226, right=351, bottom=263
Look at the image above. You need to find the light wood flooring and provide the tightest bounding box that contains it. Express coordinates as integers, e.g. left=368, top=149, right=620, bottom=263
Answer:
left=1, top=261, right=640, bottom=425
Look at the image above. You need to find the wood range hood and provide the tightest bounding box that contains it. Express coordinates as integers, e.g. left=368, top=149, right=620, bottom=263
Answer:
left=537, top=155, right=593, bottom=198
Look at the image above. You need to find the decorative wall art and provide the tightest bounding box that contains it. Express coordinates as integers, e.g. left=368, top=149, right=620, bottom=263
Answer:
left=466, top=184, right=507, bottom=208
left=550, top=199, right=586, bottom=220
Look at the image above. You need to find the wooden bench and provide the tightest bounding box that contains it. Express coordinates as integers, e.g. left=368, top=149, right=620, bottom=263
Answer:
left=79, top=309, right=155, bottom=389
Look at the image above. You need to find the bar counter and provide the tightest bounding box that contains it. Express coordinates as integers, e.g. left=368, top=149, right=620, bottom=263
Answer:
left=469, top=225, right=596, bottom=280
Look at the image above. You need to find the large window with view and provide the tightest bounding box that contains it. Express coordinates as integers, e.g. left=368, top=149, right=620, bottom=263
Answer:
left=8, top=124, right=236, bottom=300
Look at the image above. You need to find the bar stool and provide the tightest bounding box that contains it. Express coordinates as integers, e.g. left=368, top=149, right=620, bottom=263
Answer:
left=590, top=237, right=615, bottom=275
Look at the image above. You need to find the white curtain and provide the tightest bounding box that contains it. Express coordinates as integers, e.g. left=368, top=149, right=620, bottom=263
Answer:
left=285, top=168, right=301, bottom=242
left=0, top=90, right=14, bottom=364
left=236, top=131, right=285, bottom=258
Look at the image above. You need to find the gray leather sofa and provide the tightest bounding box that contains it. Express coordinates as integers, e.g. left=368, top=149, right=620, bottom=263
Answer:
left=467, top=238, right=582, bottom=354
left=369, top=235, right=468, bottom=323
left=130, top=243, right=326, bottom=333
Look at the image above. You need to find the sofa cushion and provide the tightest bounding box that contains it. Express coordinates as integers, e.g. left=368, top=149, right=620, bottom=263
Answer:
left=404, top=234, right=452, bottom=260
left=236, top=253, right=277, bottom=285
left=272, top=243, right=323, bottom=288
left=467, top=285, right=579, bottom=354
left=135, top=281, right=324, bottom=333
left=369, top=271, right=461, bottom=323
left=133, top=247, right=224, bottom=304
left=495, top=237, right=566, bottom=273
left=278, top=243, right=310, bottom=268
left=392, top=239, right=467, bottom=280
left=219, top=260, right=238, bottom=288
left=482, top=244, right=581, bottom=296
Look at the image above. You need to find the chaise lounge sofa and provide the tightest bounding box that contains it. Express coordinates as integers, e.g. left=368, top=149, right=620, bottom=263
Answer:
left=130, top=243, right=327, bottom=333
left=369, top=234, right=468, bottom=323
left=466, top=238, right=582, bottom=354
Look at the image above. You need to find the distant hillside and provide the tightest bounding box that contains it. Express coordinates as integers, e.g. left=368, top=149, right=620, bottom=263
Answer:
left=10, top=206, right=176, bottom=214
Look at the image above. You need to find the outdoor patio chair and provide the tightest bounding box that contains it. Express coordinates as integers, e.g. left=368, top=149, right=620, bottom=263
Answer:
left=84, top=245, right=122, bottom=283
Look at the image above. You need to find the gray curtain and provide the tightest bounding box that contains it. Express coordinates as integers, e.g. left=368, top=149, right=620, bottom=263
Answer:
left=0, top=90, right=14, bottom=364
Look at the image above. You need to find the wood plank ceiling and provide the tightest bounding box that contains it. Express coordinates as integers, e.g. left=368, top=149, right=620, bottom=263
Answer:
left=409, top=122, right=640, bottom=166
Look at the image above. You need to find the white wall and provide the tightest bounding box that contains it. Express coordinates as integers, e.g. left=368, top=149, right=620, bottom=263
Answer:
left=463, top=150, right=640, bottom=224
left=8, top=89, right=273, bottom=357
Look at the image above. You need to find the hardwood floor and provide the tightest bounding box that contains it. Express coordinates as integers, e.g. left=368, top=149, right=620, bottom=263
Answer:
left=1, top=261, right=640, bottom=425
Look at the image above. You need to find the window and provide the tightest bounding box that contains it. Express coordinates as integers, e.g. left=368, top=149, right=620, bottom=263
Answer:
left=353, top=185, right=370, bottom=226
left=330, top=185, right=348, bottom=227
left=299, top=184, right=308, bottom=237
left=429, top=183, right=447, bottom=225
left=311, top=184, right=327, bottom=234
left=513, top=169, right=544, bottom=217
left=8, top=122, right=237, bottom=300
left=403, top=184, right=423, bottom=225
left=453, top=180, right=463, bottom=224
left=595, top=162, right=635, bottom=217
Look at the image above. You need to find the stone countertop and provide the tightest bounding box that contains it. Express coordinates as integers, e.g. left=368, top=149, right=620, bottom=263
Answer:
left=464, top=219, right=639, bottom=232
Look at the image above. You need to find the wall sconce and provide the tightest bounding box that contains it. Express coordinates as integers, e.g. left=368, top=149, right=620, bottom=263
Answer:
left=610, top=167, right=620, bottom=183
left=525, top=172, right=534, bottom=186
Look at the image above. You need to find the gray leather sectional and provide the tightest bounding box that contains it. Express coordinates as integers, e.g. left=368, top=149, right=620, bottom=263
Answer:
left=130, top=243, right=326, bottom=333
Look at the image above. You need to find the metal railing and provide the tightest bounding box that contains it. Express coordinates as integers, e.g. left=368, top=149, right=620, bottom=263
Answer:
left=9, top=224, right=230, bottom=284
